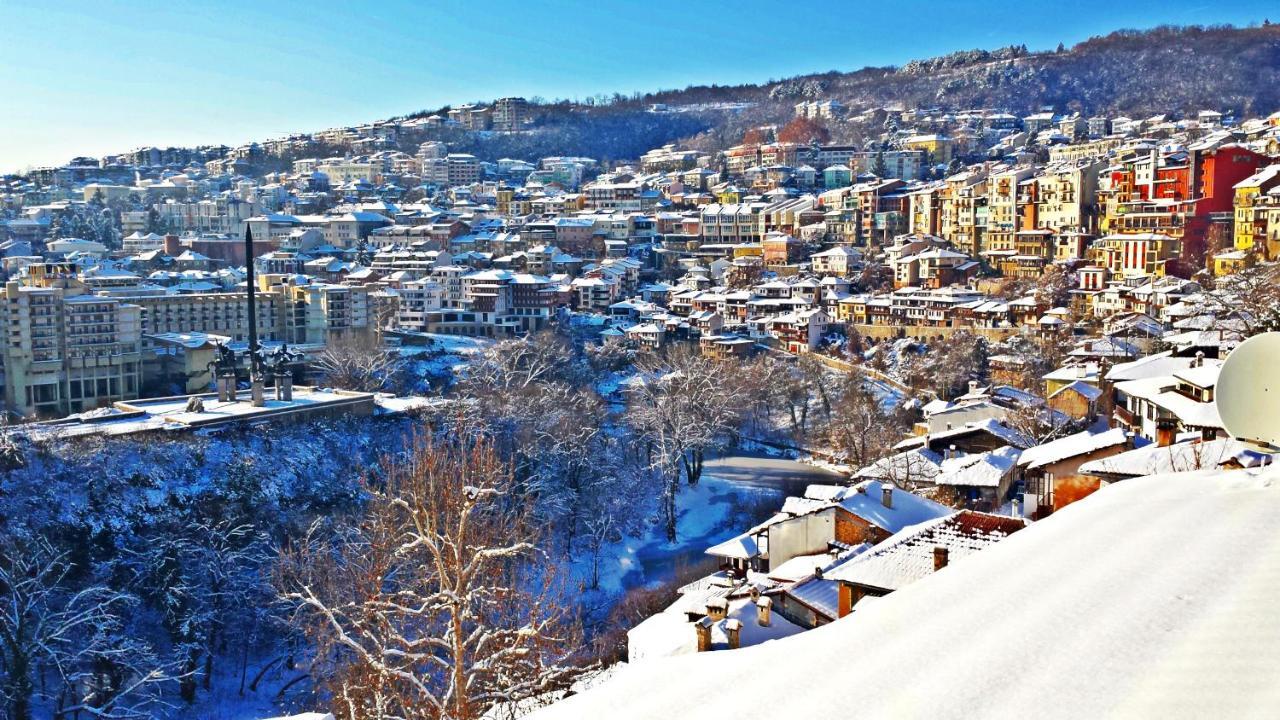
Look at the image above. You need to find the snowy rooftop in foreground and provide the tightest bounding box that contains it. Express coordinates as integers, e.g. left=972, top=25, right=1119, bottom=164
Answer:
left=531, top=467, right=1280, bottom=720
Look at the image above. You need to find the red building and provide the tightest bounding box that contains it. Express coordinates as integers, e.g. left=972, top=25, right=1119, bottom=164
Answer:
left=1104, top=143, right=1268, bottom=275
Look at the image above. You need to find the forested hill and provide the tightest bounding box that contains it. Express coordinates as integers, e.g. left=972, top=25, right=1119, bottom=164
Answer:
left=398, top=24, right=1280, bottom=163
left=634, top=24, right=1280, bottom=118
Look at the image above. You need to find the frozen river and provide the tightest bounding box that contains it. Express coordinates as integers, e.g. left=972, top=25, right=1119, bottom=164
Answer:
left=616, top=450, right=845, bottom=590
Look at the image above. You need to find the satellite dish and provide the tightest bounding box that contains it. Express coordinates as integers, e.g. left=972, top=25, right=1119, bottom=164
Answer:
left=1216, top=332, right=1280, bottom=451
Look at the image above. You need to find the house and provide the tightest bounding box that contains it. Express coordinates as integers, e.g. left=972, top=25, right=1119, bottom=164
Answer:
left=809, top=245, right=861, bottom=276
left=932, top=445, right=1022, bottom=511
left=1047, top=380, right=1103, bottom=421
left=1111, top=354, right=1223, bottom=443
left=705, top=481, right=950, bottom=575
left=625, top=573, right=805, bottom=663
left=624, top=322, right=665, bottom=349
left=766, top=307, right=829, bottom=353
left=1015, top=428, right=1130, bottom=515
left=1042, top=362, right=1100, bottom=397
left=894, top=418, right=1035, bottom=458
left=829, top=510, right=1026, bottom=616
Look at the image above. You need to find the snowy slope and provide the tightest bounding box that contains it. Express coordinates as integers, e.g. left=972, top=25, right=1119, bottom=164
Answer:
left=530, top=467, right=1280, bottom=720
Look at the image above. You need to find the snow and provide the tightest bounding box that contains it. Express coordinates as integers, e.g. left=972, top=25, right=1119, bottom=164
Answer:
left=628, top=592, right=805, bottom=663
left=780, top=576, right=840, bottom=619
left=1049, top=379, right=1103, bottom=401
left=1078, top=438, right=1244, bottom=478
left=894, top=417, right=1035, bottom=451
left=703, top=532, right=758, bottom=560
left=933, top=446, right=1021, bottom=487
left=1017, top=428, right=1128, bottom=470
left=835, top=480, right=952, bottom=533
left=532, top=467, right=1280, bottom=719
left=826, top=510, right=1025, bottom=591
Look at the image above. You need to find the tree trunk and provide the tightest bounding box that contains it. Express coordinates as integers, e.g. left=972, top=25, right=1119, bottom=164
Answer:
left=450, top=599, right=471, bottom=720
left=664, top=472, right=678, bottom=543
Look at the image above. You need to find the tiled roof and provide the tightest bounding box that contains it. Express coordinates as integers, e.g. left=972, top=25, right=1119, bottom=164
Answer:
left=828, top=510, right=1026, bottom=591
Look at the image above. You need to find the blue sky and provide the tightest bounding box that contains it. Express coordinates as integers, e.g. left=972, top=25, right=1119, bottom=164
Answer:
left=1, top=0, right=1274, bottom=172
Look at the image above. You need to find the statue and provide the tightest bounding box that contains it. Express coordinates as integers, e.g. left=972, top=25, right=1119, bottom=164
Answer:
left=207, top=341, right=239, bottom=377
left=269, top=343, right=301, bottom=375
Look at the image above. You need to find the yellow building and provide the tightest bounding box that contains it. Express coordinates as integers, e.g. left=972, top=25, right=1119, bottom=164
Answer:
left=1232, top=165, right=1280, bottom=254
left=902, top=134, right=952, bottom=165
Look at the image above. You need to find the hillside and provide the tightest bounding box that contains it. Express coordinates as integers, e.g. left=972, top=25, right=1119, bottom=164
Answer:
left=639, top=24, right=1280, bottom=119
left=398, top=24, right=1280, bottom=163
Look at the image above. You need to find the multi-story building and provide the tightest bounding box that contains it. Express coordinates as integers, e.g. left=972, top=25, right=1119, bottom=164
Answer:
left=492, top=97, right=531, bottom=132
left=1035, top=159, right=1103, bottom=234
left=447, top=104, right=493, bottom=130
left=984, top=166, right=1036, bottom=255
left=640, top=145, right=702, bottom=173
left=700, top=203, right=767, bottom=243
left=316, top=159, right=379, bottom=186
left=1100, top=142, right=1268, bottom=264
left=939, top=169, right=988, bottom=256
left=1232, top=164, right=1280, bottom=257
left=794, top=100, right=843, bottom=120
left=156, top=196, right=258, bottom=236
left=907, top=182, right=945, bottom=237
left=422, top=154, right=481, bottom=187
left=1, top=264, right=143, bottom=417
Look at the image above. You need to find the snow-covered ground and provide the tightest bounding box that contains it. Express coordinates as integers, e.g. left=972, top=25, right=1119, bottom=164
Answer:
left=398, top=333, right=494, bottom=387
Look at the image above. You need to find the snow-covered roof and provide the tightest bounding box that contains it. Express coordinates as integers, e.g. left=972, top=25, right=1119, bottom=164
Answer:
left=1049, top=380, right=1103, bottom=402
left=933, top=446, right=1021, bottom=487
left=827, top=510, right=1025, bottom=591
left=532, top=467, right=1280, bottom=719
left=1017, top=428, right=1129, bottom=470
left=1078, top=438, right=1243, bottom=479
left=705, top=533, right=759, bottom=560
left=835, top=480, right=952, bottom=533
left=895, top=418, right=1035, bottom=451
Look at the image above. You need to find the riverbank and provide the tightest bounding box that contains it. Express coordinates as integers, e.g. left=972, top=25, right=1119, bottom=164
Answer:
left=574, top=451, right=846, bottom=596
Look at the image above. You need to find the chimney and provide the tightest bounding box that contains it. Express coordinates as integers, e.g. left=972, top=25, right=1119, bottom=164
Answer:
left=695, top=617, right=713, bottom=652
left=163, top=233, right=180, bottom=256
left=933, top=546, right=950, bottom=571
left=881, top=485, right=893, bottom=509
left=756, top=597, right=772, bottom=627
left=724, top=619, right=742, bottom=650
left=1194, top=350, right=1204, bottom=368
left=705, top=597, right=728, bottom=622
left=1156, top=420, right=1176, bottom=448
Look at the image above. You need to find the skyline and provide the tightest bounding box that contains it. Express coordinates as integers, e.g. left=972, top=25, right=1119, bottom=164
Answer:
left=2, top=0, right=1277, bottom=173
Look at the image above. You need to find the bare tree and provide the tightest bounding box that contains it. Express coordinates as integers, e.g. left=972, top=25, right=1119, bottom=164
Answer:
left=276, top=433, right=583, bottom=720
left=123, top=520, right=271, bottom=705
left=0, top=539, right=168, bottom=720
left=463, top=331, right=584, bottom=395
left=314, top=334, right=406, bottom=392
left=1207, top=261, right=1280, bottom=337
left=628, top=349, right=745, bottom=541
left=825, top=377, right=905, bottom=469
